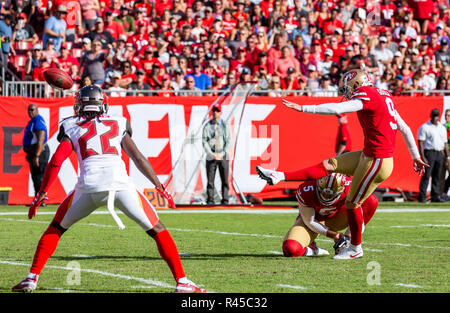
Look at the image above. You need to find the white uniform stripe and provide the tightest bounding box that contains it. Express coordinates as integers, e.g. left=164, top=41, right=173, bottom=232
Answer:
left=327, top=174, right=335, bottom=189
left=353, top=158, right=381, bottom=204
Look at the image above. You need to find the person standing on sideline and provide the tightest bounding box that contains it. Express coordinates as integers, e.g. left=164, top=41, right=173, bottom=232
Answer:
left=418, top=109, right=449, bottom=203
left=202, top=104, right=231, bottom=205
left=335, top=114, right=352, bottom=156
left=442, top=109, right=450, bottom=200
left=23, top=104, right=50, bottom=205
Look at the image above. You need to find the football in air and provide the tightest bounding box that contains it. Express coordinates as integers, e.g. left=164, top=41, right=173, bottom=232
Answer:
left=43, top=68, right=74, bottom=90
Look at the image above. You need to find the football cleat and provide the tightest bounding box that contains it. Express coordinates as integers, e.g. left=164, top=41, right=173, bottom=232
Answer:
left=333, top=244, right=363, bottom=260
left=304, top=241, right=330, bottom=256
left=333, top=235, right=351, bottom=255
left=256, top=166, right=284, bottom=185
left=175, top=279, right=207, bottom=293
left=11, top=273, right=39, bottom=293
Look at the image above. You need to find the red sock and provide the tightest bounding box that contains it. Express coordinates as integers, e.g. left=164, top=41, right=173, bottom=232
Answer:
left=284, top=162, right=329, bottom=181
left=347, top=207, right=364, bottom=246
left=30, top=226, right=63, bottom=275
left=153, top=229, right=185, bottom=281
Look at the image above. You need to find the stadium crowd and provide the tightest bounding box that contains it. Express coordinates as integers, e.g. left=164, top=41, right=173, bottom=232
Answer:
left=1, top=0, right=450, bottom=96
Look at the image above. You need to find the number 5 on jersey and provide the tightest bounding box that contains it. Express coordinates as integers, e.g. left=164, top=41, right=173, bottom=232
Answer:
left=78, top=120, right=119, bottom=160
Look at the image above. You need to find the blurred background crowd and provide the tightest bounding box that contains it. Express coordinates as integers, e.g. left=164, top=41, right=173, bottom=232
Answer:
left=1, top=0, right=449, bottom=96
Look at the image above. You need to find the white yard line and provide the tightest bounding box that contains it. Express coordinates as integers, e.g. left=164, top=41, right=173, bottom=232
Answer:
left=276, top=284, right=306, bottom=290
left=0, top=259, right=174, bottom=290
left=394, top=283, right=422, bottom=289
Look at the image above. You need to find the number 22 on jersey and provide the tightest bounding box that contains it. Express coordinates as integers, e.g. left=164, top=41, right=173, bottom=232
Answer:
left=78, top=120, right=119, bottom=160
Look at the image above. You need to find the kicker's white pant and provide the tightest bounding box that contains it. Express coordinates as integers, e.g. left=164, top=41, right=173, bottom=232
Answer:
left=54, top=188, right=160, bottom=231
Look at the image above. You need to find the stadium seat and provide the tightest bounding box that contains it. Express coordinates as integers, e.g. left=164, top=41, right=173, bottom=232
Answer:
left=72, top=48, right=83, bottom=58
left=15, top=41, right=34, bottom=51
left=13, top=55, right=28, bottom=68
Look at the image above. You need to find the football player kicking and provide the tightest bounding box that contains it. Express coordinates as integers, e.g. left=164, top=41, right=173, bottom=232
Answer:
left=257, top=69, right=428, bottom=260
left=12, top=85, right=206, bottom=293
left=283, top=173, right=378, bottom=258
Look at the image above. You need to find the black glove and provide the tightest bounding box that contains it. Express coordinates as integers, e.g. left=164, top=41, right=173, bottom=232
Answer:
left=333, top=235, right=350, bottom=255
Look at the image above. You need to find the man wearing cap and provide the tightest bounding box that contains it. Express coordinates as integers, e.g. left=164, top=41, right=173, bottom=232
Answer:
left=202, top=104, right=231, bottom=205
left=85, top=17, right=114, bottom=49
left=417, top=109, right=449, bottom=203
left=114, top=5, right=136, bottom=36
left=370, top=36, right=394, bottom=66
left=25, top=43, right=43, bottom=76
left=12, top=12, right=39, bottom=43
left=43, top=5, right=67, bottom=51
left=313, top=74, right=338, bottom=97
left=104, top=10, right=124, bottom=40
left=130, top=69, right=151, bottom=96
left=55, top=42, right=79, bottom=74
left=435, top=39, right=450, bottom=69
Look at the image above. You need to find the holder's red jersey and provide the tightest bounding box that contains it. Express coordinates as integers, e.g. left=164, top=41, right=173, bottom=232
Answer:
left=295, top=179, right=351, bottom=221
left=350, top=86, right=398, bottom=158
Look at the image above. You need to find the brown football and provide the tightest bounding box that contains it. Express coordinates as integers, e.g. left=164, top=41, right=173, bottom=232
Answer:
left=43, top=68, right=74, bottom=90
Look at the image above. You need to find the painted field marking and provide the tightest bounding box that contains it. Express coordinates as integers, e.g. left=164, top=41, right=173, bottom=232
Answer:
left=277, top=284, right=306, bottom=290
left=0, top=259, right=174, bottom=290
left=391, top=224, right=450, bottom=228
left=394, top=283, right=422, bottom=289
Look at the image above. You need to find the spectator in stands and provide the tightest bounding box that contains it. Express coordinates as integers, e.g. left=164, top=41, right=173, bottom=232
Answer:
left=178, top=75, right=202, bottom=96
left=158, top=74, right=174, bottom=97
left=25, top=43, right=43, bottom=77
left=80, top=0, right=100, bottom=31
left=359, top=42, right=379, bottom=74
left=12, top=12, right=39, bottom=44
left=42, top=39, right=58, bottom=64
left=118, top=60, right=135, bottom=89
left=268, top=75, right=283, bottom=97
left=0, top=14, right=14, bottom=66
left=80, top=39, right=106, bottom=86
left=43, top=4, right=67, bottom=52
left=280, top=67, right=300, bottom=96
left=299, top=46, right=316, bottom=76
left=435, top=38, right=450, bottom=69
left=114, top=5, right=135, bottom=36
left=147, top=63, right=163, bottom=90
left=273, top=45, right=300, bottom=79
left=306, top=64, right=320, bottom=91
left=32, top=57, right=52, bottom=82
left=371, top=36, right=394, bottom=68
left=313, top=74, right=338, bottom=97
left=129, top=69, right=151, bottom=96
left=185, top=60, right=212, bottom=90
left=107, top=72, right=127, bottom=97
left=85, top=17, right=114, bottom=49
left=391, top=74, right=406, bottom=96
left=375, top=69, right=395, bottom=90
left=54, top=42, right=79, bottom=74
left=171, top=68, right=186, bottom=94
left=220, top=71, right=237, bottom=91
left=415, top=64, right=436, bottom=93
left=317, top=49, right=334, bottom=75
left=104, top=10, right=124, bottom=41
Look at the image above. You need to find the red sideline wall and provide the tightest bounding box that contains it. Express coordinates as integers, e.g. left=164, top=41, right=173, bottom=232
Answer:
left=0, top=96, right=444, bottom=204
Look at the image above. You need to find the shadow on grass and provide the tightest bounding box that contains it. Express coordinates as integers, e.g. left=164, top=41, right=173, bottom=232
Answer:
left=51, top=253, right=282, bottom=262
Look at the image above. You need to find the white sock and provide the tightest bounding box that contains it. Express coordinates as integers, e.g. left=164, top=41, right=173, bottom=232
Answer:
left=177, top=277, right=189, bottom=284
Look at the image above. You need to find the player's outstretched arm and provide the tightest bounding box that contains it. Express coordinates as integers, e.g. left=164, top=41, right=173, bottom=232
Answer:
left=29, top=138, right=73, bottom=219
left=121, top=133, right=176, bottom=208
left=282, top=99, right=363, bottom=115
left=300, top=206, right=344, bottom=241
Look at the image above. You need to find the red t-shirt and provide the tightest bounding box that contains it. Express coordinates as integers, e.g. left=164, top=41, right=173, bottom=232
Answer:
left=57, top=55, right=79, bottom=74
left=350, top=86, right=398, bottom=158
left=408, top=0, right=435, bottom=19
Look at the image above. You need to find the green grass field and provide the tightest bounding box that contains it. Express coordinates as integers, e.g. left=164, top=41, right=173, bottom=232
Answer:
left=0, top=202, right=449, bottom=293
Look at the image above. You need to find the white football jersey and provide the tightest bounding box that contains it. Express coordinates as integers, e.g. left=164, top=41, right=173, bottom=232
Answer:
left=58, top=115, right=133, bottom=192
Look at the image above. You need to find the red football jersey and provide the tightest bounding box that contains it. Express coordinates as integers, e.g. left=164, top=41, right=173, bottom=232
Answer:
left=295, top=179, right=351, bottom=221
left=350, top=86, right=398, bottom=158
